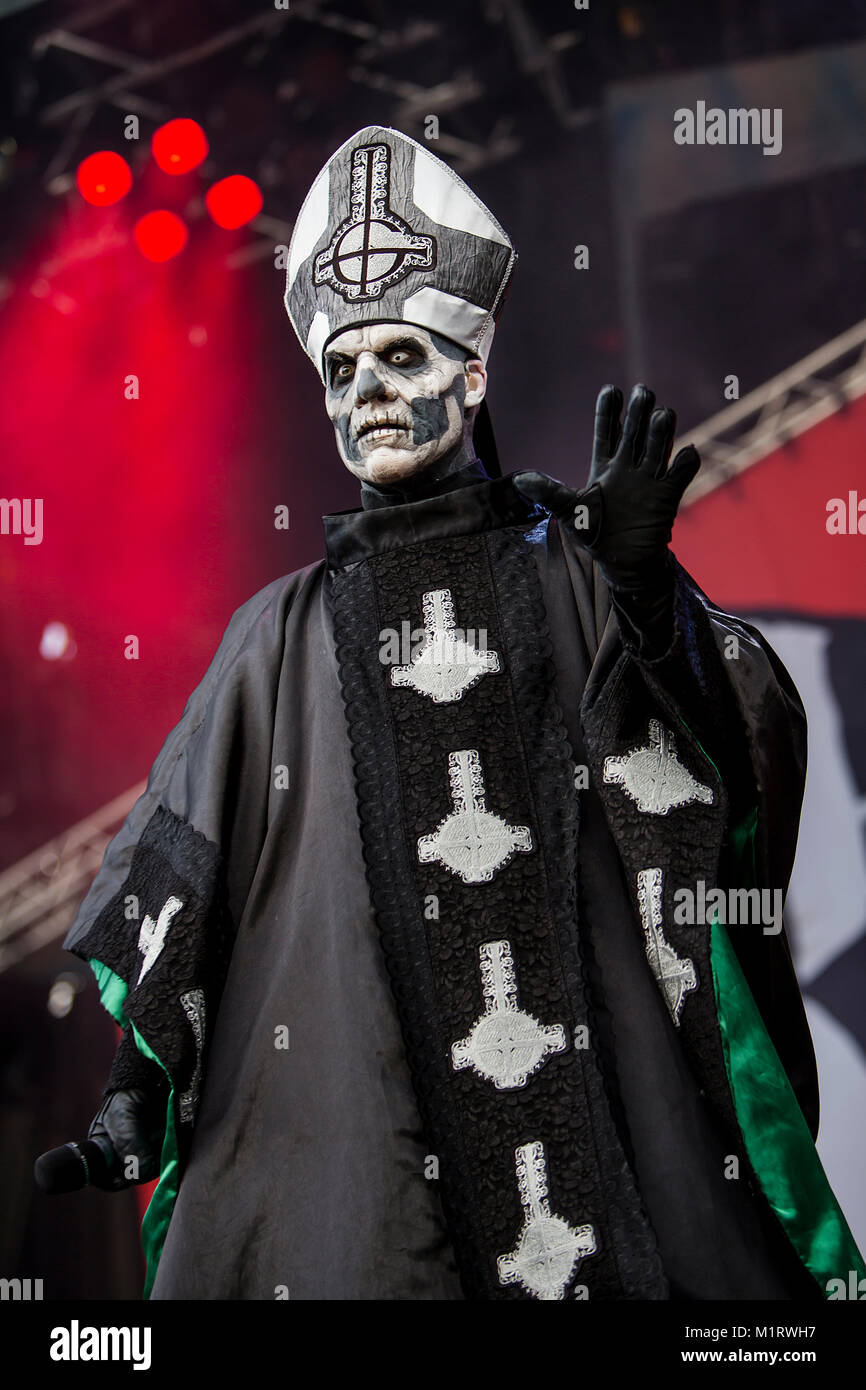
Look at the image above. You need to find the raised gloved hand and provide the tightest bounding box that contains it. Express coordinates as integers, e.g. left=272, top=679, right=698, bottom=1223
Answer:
left=86, top=1086, right=164, bottom=1191
left=513, top=383, right=701, bottom=592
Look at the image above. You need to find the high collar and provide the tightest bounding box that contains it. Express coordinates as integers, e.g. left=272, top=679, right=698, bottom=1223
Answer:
left=358, top=457, right=492, bottom=511
left=323, top=468, right=546, bottom=568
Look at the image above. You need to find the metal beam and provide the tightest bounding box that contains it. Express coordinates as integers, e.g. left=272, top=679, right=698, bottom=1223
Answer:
left=0, top=782, right=146, bottom=973
left=678, top=317, right=866, bottom=505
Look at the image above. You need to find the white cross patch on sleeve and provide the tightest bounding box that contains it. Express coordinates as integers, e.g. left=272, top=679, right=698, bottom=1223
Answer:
left=603, top=719, right=713, bottom=815
left=136, top=895, right=184, bottom=986
left=636, top=868, right=698, bottom=1026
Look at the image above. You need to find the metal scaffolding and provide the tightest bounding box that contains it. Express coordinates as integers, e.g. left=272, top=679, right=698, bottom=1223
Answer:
left=0, top=782, right=145, bottom=973
left=678, top=317, right=866, bottom=506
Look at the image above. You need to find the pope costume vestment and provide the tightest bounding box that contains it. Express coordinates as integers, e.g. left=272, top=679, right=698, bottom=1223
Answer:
left=63, top=126, right=864, bottom=1301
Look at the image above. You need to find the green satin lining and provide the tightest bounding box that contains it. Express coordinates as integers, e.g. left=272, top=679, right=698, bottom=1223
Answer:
left=90, top=958, right=130, bottom=1028
left=710, top=922, right=865, bottom=1293
left=677, top=725, right=865, bottom=1294
left=89, top=959, right=180, bottom=1300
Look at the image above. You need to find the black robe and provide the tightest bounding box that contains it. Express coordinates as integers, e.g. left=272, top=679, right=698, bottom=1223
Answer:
left=64, top=463, right=864, bottom=1300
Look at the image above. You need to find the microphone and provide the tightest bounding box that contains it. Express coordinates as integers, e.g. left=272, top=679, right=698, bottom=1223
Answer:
left=34, top=1135, right=119, bottom=1195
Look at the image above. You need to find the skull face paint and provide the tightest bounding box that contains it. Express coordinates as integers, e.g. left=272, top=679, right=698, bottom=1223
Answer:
left=323, top=322, right=487, bottom=486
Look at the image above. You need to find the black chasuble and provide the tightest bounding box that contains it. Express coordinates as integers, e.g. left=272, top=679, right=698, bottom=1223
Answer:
left=64, top=465, right=864, bottom=1301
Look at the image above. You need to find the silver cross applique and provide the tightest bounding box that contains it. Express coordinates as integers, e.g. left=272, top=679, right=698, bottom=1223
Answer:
left=178, top=988, right=206, bottom=1124
left=637, top=867, right=698, bottom=1027
left=390, top=588, right=500, bottom=703
left=497, top=1141, right=597, bottom=1300
left=603, top=719, right=714, bottom=815
left=418, top=749, right=533, bottom=884
left=451, top=940, right=568, bottom=1090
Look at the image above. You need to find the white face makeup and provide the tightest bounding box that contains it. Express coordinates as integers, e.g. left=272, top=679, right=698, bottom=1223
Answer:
left=323, top=322, right=487, bottom=486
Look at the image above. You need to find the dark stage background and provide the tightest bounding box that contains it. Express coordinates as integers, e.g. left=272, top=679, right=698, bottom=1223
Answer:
left=1, top=0, right=864, bottom=1298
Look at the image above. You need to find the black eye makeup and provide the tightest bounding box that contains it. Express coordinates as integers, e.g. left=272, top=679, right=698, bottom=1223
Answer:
left=383, top=338, right=426, bottom=364
left=326, top=356, right=354, bottom=387
left=326, top=337, right=430, bottom=387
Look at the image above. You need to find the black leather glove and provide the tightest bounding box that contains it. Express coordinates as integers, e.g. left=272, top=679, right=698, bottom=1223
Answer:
left=84, top=1027, right=168, bottom=1191
left=514, top=382, right=701, bottom=593
left=87, top=1086, right=165, bottom=1191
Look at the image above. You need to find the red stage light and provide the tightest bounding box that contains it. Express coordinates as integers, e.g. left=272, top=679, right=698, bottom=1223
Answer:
left=205, top=175, right=263, bottom=229
left=133, top=211, right=189, bottom=263
left=76, top=151, right=133, bottom=206
left=151, top=119, right=209, bottom=175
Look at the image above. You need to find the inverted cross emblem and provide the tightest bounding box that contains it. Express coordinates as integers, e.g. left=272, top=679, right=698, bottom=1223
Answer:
left=637, top=867, right=698, bottom=1026
left=603, top=719, right=713, bottom=815
left=136, top=895, right=183, bottom=986
left=498, top=1141, right=597, bottom=1300
left=451, top=940, right=567, bottom=1089
left=314, top=142, right=435, bottom=302
left=418, top=749, right=532, bottom=884
left=390, top=589, right=500, bottom=703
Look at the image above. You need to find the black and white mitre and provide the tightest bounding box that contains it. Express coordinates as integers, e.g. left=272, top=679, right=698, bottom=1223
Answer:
left=283, top=124, right=518, bottom=384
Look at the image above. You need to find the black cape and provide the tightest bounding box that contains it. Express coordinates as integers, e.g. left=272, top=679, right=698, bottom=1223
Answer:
left=64, top=464, right=864, bottom=1300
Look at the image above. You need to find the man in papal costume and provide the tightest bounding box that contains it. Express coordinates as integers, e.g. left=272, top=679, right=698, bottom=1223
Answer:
left=59, top=126, right=863, bottom=1301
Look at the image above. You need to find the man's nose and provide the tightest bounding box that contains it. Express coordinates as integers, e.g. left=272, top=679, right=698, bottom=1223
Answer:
left=354, top=357, right=392, bottom=405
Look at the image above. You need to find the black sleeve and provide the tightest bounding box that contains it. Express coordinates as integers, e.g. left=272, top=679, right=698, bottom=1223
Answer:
left=611, top=556, right=820, bottom=1138
left=104, top=1025, right=169, bottom=1100
left=608, top=552, right=755, bottom=810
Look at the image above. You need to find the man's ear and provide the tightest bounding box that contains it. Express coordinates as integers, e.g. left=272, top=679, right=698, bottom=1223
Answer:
left=464, top=357, right=487, bottom=410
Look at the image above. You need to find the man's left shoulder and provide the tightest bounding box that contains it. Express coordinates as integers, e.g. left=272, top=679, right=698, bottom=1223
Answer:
left=219, top=557, right=327, bottom=655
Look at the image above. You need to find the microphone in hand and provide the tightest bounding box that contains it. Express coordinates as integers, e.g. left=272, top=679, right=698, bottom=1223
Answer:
left=34, top=1087, right=164, bottom=1195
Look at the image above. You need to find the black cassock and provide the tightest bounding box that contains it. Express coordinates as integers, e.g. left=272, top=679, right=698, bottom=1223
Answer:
left=64, top=462, right=863, bottom=1300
